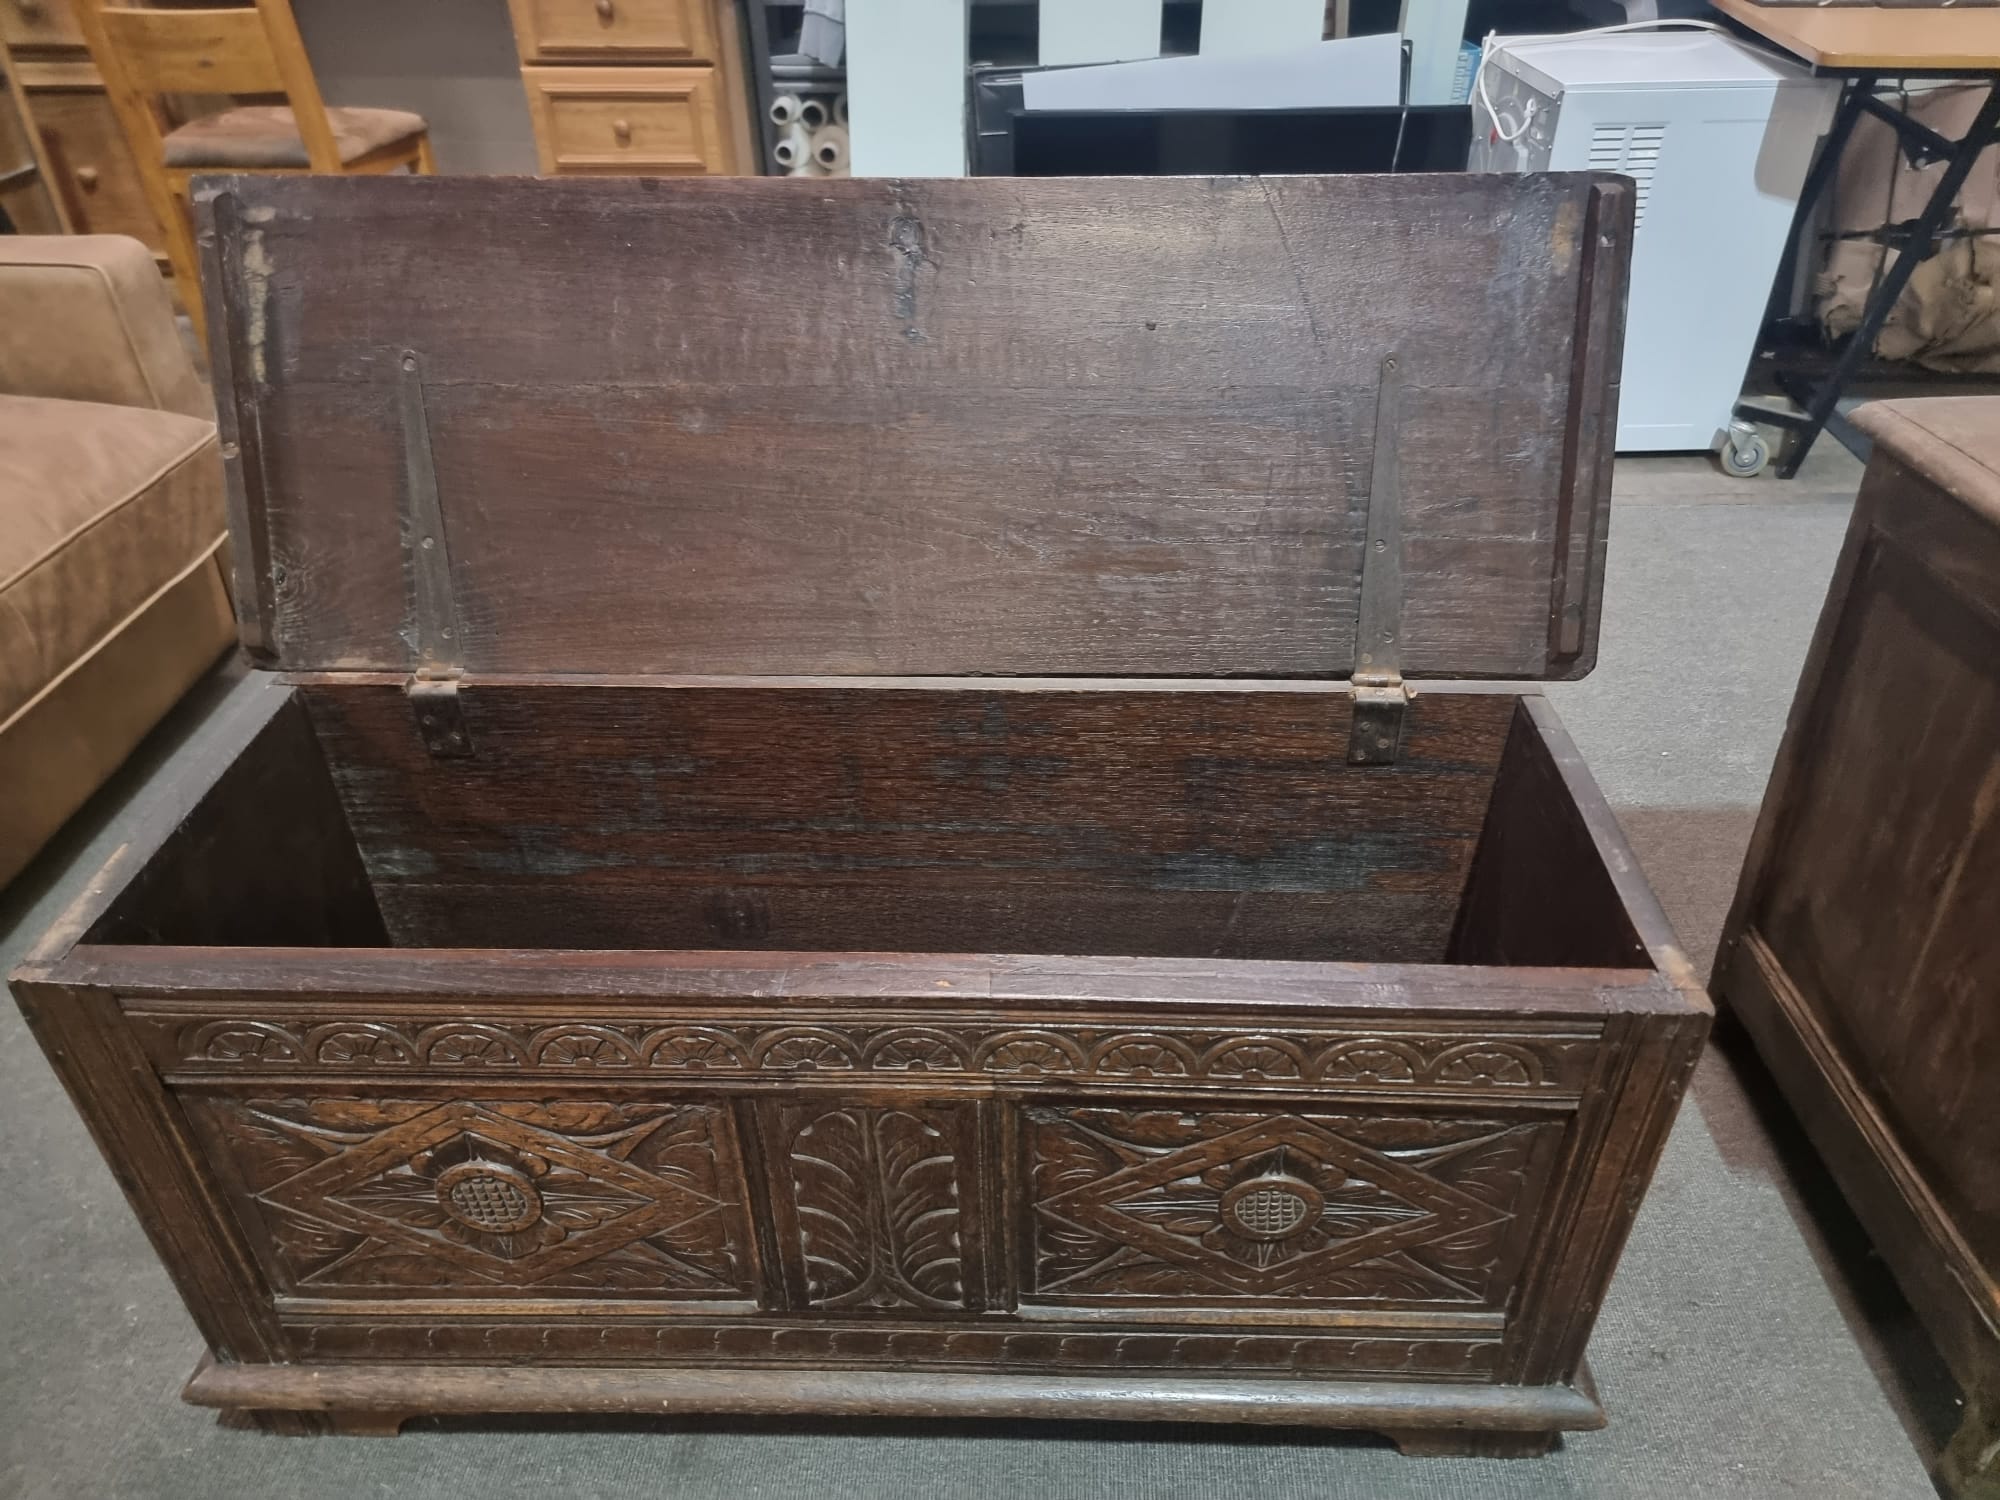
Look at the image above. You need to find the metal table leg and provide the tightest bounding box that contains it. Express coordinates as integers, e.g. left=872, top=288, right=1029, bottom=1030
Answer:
left=1756, top=73, right=1873, bottom=336
left=1739, top=77, right=2000, bottom=479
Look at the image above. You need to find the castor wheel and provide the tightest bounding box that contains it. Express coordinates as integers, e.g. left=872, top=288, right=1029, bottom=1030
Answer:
left=1719, top=424, right=1771, bottom=478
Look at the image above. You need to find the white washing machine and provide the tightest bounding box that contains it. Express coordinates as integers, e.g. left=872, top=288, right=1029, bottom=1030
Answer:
left=1471, top=32, right=1837, bottom=463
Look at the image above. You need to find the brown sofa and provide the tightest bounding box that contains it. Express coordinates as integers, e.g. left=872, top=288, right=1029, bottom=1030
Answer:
left=0, top=235, right=234, bottom=887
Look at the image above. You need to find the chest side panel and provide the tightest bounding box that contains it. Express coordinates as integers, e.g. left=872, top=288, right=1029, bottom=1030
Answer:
left=1751, top=462, right=2000, bottom=1268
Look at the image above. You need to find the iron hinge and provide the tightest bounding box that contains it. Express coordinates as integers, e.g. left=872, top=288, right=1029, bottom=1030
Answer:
left=1348, top=353, right=1411, bottom=766
left=1348, top=668, right=1412, bottom=766
left=406, top=673, right=471, bottom=758
left=398, top=350, right=471, bottom=757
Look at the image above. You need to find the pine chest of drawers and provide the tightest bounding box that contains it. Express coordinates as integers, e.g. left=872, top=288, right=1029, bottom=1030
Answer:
left=11, top=172, right=1708, bottom=1455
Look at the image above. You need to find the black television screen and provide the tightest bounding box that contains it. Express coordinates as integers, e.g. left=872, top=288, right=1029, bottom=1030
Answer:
left=1004, top=106, right=1472, bottom=177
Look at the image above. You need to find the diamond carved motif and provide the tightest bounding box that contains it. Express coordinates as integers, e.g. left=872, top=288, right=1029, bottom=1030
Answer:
left=1032, top=1109, right=1558, bottom=1304
left=255, top=1101, right=728, bottom=1285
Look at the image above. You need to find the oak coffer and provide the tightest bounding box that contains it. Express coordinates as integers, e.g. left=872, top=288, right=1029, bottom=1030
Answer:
left=10, top=173, right=1708, bottom=1455
left=1712, top=398, right=2000, bottom=1499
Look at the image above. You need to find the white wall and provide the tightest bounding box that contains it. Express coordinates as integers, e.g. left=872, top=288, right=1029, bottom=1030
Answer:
left=292, top=0, right=540, bottom=175
left=1040, top=0, right=1162, bottom=66
left=847, top=0, right=969, bottom=176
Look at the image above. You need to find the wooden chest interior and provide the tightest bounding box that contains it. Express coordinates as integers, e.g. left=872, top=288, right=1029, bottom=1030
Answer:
left=14, top=172, right=1708, bottom=1452
left=88, top=680, right=1649, bottom=971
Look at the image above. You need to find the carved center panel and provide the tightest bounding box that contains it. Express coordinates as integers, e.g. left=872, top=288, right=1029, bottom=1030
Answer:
left=193, top=1097, right=754, bottom=1297
left=1030, top=1107, right=1563, bottom=1306
left=761, top=1100, right=985, bottom=1315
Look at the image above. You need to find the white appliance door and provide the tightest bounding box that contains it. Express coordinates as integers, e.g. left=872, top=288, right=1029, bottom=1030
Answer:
left=1552, top=80, right=1831, bottom=452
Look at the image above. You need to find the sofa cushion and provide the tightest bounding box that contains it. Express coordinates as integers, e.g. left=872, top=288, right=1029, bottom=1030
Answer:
left=0, top=394, right=225, bottom=725
left=0, top=552, right=233, bottom=888
left=0, top=237, right=209, bottom=420
left=162, top=105, right=425, bottom=169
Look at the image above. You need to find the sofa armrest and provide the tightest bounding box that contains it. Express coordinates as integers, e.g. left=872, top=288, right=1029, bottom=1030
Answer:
left=0, top=236, right=208, bottom=420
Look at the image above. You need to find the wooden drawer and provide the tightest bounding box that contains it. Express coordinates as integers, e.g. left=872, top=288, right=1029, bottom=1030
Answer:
left=24, top=85, right=164, bottom=249
left=0, top=0, right=82, bottom=52
left=521, top=64, right=730, bottom=175
left=508, top=0, right=715, bottom=63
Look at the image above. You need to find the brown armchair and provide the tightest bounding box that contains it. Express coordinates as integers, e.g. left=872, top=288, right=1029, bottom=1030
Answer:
left=0, top=234, right=234, bottom=887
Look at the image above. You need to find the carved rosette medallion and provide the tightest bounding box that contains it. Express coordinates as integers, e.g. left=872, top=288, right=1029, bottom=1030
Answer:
left=1219, top=1162, right=1328, bottom=1246
left=435, top=1160, right=544, bottom=1236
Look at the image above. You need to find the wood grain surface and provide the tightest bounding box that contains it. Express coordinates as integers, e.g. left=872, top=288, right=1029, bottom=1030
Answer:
left=196, top=173, right=1629, bottom=682
left=1712, top=399, right=2000, bottom=1496
left=1710, top=0, right=2000, bottom=72
left=292, top=681, right=1518, bottom=959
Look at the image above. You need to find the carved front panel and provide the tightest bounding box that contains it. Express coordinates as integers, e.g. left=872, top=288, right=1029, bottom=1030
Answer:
left=1028, top=1107, right=1564, bottom=1308
left=186, top=1096, right=755, bottom=1298
left=145, top=1003, right=1620, bottom=1368
left=758, top=1100, right=986, bottom=1314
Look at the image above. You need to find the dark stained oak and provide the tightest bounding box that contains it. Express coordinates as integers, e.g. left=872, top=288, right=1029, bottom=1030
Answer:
left=295, top=680, right=1518, bottom=960
left=15, top=675, right=1705, bottom=1449
left=197, top=172, right=1625, bottom=683
left=1713, top=398, right=2000, bottom=1500
left=1450, top=699, right=1652, bottom=972
left=8, top=173, right=1706, bottom=1456
left=183, top=1353, right=1607, bottom=1437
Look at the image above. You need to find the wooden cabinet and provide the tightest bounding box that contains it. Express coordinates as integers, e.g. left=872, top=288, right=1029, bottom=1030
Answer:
left=1713, top=397, right=2000, bottom=1500
left=0, top=36, right=66, bottom=232
left=1, top=0, right=84, bottom=52
left=19, top=81, right=157, bottom=242
left=1, top=0, right=167, bottom=255
left=509, top=0, right=750, bottom=175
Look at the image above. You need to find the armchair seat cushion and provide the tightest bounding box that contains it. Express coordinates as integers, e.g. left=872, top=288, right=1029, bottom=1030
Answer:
left=162, top=104, right=425, bottom=169
left=0, top=394, right=225, bottom=725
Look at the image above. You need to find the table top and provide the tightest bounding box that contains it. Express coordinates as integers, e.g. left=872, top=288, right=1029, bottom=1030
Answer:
left=1711, top=0, right=2000, bottom=71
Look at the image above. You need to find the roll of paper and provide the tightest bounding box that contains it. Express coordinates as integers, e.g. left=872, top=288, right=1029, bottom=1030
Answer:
left=799, top=95, right=830, bottom=130
left=769, top=92, right=802, bottom=127
left=833, top=92, right=848, bottom=127
left=812, top=123, right=848, bottom=174
left=785, top=157, right=827, bottom=177
left=772, top=122, right=812, bottom=169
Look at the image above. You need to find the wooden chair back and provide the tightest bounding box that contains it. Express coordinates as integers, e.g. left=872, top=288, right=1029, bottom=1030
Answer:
left=78, top=0, right=343, bottom=171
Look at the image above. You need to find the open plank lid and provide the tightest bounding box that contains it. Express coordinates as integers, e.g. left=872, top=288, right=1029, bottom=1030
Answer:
left=198, top=172, right=1631, bottom=685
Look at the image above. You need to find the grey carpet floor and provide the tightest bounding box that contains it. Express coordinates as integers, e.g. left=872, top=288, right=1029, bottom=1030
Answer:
left=0, top=449, right=1947, bottom=1499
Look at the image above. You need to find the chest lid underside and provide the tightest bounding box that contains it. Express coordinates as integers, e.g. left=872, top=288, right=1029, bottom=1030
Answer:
left=199, top=172, right=1632, bottom=685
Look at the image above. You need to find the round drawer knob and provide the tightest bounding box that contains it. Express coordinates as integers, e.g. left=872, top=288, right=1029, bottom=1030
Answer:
left=75, top=165, right=100, bottom=190
left=612, top=118, right=632, bottom=145
left=595, top=0, right=614, bottom=18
